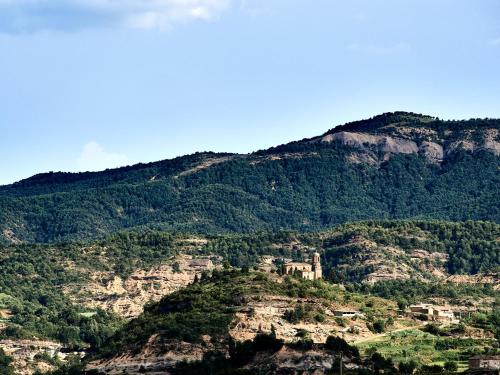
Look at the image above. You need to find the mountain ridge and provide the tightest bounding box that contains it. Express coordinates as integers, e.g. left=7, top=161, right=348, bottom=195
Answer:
left=1, top=112, right=499, bottom=243
left=3, top=111, right=498, bottom=189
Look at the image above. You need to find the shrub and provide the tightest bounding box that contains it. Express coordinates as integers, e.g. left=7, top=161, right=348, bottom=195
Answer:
left=325, top=336, right=359, bottom=358
left=372, top=319, right=386, bottom=333
left=399, top=360, right=418, bottom=375
left=444, top=361, right=458, bottom=372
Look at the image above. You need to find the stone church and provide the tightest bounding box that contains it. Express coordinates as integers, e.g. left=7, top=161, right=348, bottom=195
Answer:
left=283, top=252, right=322, bottom=280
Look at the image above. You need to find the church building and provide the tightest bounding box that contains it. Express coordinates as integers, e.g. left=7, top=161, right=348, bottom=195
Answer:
left=283, top=252, right=322, bottom=280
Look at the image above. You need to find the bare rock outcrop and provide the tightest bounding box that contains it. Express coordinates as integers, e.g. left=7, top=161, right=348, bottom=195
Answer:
left=321, top=132, right=419, bottom=154
left=0, top=340, right=63, bottom=375
left=419, top=141, right=444, bottom=163
left=87, top=335, right=212, bottom=374
left=316, top=126, right=499, bottom=165
left=64, top=255, right=217, bottom=319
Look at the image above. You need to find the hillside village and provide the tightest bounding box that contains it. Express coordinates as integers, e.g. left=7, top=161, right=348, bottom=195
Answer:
left=0, top=237, right=499, bottom=375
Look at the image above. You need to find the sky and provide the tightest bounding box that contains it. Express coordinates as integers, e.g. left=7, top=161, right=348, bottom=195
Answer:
left=1, top=0, right=500, bottom=185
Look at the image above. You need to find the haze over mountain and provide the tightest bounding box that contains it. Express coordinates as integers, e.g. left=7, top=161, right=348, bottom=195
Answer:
left=0, top=112, right=499, bottom=244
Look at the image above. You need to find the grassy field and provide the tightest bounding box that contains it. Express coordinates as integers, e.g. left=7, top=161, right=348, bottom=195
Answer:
left=356, top=328, right=494, bottom=372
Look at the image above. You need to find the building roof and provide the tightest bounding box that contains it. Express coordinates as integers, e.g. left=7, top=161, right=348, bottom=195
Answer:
left=470, top=355, right=500, bottom=360
left=284, top=262, right=311, bottom=267
left=189, top=259, right=213, bottom=267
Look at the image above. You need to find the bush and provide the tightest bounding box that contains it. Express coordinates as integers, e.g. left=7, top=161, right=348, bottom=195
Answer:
left=420, top=364, right=444, bottom=374
left=444, top=361, right=458, bottom=372
left=372, top=320, right=386, bottom=333
left=399, top=360, right=418, bottom=375
left=424, top=324, right=441, bottom=336
left=0, top=349, right=14, bottom=375
left=325, top=336, right=359, bottom=358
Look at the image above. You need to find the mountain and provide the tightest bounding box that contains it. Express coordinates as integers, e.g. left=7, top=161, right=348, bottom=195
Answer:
left=86, top=270, right=390, bottom=374
left=0, top=221, right=497, bottom=349
left=85, top=269, right=498, bottom=375
left=1, top=111, right=499, bottom=243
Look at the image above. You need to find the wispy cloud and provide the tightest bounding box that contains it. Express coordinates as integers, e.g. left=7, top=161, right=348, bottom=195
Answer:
left=77, top=142, right=129, bottom=172
left=347, top=42, right=411, bottom=56
left=0, top=0, right=231, bottom=34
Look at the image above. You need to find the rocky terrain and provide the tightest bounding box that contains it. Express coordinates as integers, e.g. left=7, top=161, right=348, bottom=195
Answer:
left=315, top=122, right=500, bottom=165
left=64, top=254, right=218, bottom=319
left=0, top=340, right=64, bottom=375
left=85, top=272, right=405, bottom=374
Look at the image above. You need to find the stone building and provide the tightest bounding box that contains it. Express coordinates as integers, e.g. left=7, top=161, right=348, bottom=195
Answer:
left=469, top=355, right=500, bottom=372
left=409, top=303, right=458, bottom=323
left=283, top=252, right=322, bottom=280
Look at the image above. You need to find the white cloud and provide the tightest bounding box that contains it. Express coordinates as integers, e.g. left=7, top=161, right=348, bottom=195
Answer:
left=77, top=142, right=129, bottom=172
left=0, top=0, right=231, bottom=33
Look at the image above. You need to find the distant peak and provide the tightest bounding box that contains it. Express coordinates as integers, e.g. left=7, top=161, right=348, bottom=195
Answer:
left=324, top=111, right=438, bottom=135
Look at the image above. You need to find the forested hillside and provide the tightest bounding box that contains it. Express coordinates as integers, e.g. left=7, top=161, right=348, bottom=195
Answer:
left=1, top=112, right=499, bottom=243
left=0, top=220, right=497, bottom=348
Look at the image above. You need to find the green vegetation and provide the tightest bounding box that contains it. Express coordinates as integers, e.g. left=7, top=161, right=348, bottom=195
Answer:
left=1, top=113, right=499, bottom=244
left=465, top=309, right=500, bottom=340
left=97, top=270, right=390, bottom=358
left=0, top=220, right=497, bottom=349
left=0, top=230, right=188, bottom=346
left=323, top=220, right=499, bottom=282
left=0, top=348, right=14, bottom=375
left=0, top=233, right=185, bottom=346
left=355, top=279, right=497, bottom=305
left=357, top=328, right=497, bottom=371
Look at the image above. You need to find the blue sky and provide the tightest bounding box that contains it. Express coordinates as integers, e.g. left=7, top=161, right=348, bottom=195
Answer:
left=1, top=0, right=500, bottom=185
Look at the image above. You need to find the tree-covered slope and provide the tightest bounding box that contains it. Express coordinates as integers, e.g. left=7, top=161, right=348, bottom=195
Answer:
left=0, top=220, right=497, bottom=348
left=1, top=112, right=499, bottom=243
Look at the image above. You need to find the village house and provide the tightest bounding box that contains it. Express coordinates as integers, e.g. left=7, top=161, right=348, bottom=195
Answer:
left=409, top=303, right=458, bottom=323
left=333, top=310, right=365, bottom=318
left=283, top=252, right=322, bottom=280
left=469, top=355, right=500, bottom=372
left=188, top=258, right=214, bottom=270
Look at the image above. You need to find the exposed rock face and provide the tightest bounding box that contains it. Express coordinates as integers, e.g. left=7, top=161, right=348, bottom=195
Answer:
left=175, top=156, right=235, bottom=177
left=230, top=295, right=375, bottom=344
left=419, top=141, right=444, bottom=163
left=445, top=273, right=499, bottom=290
left=317, top=126, right=499, bottom=164
left=2, top=229, right=22, bottom=244
left=247, top=346, right=364, bottom=375
left=483, top=128, right=500, bottom=155
left=64, top=255, right=217, bottom=319
left=87, top=335, right=211, bottom=374
left=0, top=340, right=63, bottom=375
left=321, top=132, right=419, bottom=154
left=89, top=341, right=359, bottom=375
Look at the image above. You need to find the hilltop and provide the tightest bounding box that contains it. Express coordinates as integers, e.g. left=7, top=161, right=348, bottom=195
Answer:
left=0, top=112, right=499, bottom=243
left=86, top=270, right=498, bottom=374
left=0, top=220, right=498, bottom=373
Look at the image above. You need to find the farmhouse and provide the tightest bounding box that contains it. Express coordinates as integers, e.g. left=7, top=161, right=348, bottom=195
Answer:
left=409, top=304, right=458, bottom=323
left=283, top=252, right=322, bottom=280
left=469, top=355, right=500, bottom=372
left=188, top=258, right=214, bottom=270
left=333, top=310, right=365, bottom=318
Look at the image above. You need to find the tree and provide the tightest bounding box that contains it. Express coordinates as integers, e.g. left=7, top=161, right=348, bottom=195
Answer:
left=0, top=349, right=14, bottom=375
left=399, top=360, right=417, bottom=375
left=444, top=361, right=458, bottom=372
left=397, top=297, right=408, bottom=311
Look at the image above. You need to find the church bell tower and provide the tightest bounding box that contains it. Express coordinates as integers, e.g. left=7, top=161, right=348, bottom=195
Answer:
left=312, top=252, right=322, bottom=279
